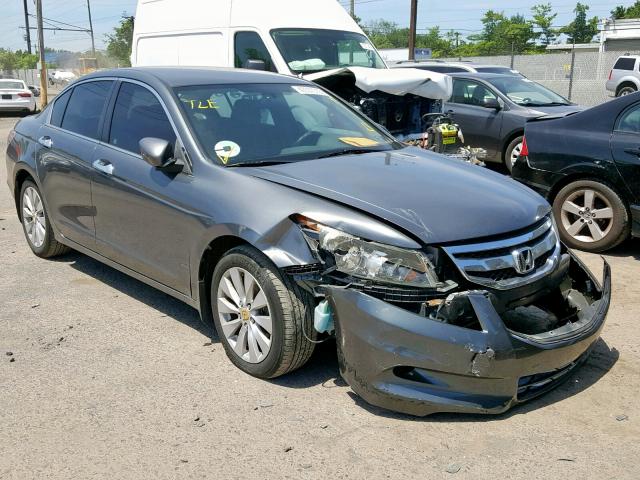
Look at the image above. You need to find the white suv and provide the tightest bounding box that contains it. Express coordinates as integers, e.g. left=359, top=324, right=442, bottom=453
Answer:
left=606, top=55, right=640, bottom=97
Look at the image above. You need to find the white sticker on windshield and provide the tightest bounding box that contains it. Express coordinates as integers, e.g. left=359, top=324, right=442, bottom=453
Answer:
left=360, top=42, right=374, bottom=51
left=291, top=85, right=329, bottom=96
left=214, top=140, right=241, bottom=165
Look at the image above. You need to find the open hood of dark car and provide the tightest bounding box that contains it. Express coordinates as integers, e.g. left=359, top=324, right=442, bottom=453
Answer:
left=246, top=149, right=550, bottom=245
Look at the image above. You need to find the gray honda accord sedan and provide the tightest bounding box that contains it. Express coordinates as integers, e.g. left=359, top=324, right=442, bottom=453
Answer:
left=6, top=67, right=610, bottom=416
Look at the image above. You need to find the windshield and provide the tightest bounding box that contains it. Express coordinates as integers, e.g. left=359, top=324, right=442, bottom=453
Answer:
left=0, top=81, right=26, bottom=90
left=175, top=83, right=398, bottom=166
left=271, top=28, right=385, bottom=73
left=487, top=76, right=569, bottom=106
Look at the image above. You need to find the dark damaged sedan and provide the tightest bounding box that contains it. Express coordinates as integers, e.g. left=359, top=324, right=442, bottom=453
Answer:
left=5, top=68, right=610, bottom=416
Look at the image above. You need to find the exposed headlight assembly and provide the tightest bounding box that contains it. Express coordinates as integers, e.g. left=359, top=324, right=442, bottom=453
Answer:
left=295, top=215, right=442, bottom=289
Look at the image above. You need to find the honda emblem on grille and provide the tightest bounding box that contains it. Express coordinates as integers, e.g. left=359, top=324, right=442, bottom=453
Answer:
left=512, top=247, right=535, bottom=274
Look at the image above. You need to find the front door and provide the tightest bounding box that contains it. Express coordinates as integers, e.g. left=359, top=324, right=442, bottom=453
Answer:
left=91, top=81, right=193, bottom=294
left=445, top=78, right=503, bottom=160
left=37, top=80, right=114, bottom=247
left=611, top=102, right=640, bottom=203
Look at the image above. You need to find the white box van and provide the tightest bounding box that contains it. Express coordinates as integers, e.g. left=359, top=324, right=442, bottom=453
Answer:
left=131, top=0, right=451, bottom=140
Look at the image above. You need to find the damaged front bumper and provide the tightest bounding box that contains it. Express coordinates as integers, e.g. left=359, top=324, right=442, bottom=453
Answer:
left=325, top=252, right=610, bottom=416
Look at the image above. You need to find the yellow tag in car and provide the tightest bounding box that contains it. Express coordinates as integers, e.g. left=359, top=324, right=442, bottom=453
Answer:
left=339, top=137, right=379, bottom=147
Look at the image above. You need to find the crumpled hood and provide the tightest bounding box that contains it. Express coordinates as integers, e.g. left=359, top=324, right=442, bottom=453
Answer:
left=247, top=149, right=550, bottom=244
left=304, top=66, right=452, bottom=101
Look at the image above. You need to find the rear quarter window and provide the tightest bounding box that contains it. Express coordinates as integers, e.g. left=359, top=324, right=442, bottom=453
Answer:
left=614, top=57, right=637, bottom=71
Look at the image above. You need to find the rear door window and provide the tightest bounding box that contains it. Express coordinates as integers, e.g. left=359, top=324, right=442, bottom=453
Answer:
left=616, top=105, right=640, bottom=134
left=614, top=57, right=636, bottom=71
left=234, top=31, right=276, bottom=71
left=50, top=89, right=72, bottom=127
left=108, top=82, right=176, bottom=155
left=60, top=81, right=113, bottom=139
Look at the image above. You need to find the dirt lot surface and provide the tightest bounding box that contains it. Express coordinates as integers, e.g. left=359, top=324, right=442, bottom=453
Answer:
left=1, top=112, right=639, bottom=479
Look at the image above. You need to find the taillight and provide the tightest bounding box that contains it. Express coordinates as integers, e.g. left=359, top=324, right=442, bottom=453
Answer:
left=520, top=136, right=529, bottom=157
left=609, top=70, right=613, bottom=81
left=18, top=92, right=32, bottom=98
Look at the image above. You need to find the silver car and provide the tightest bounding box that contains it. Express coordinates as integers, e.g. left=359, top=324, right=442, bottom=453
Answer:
left=606, top=55, right=640, bottom=97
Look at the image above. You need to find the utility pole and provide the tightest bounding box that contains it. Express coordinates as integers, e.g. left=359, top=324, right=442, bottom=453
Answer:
left=86, top=0, right=96, bottom=58
left=22, top=0, right=32, bottom=54
left=408, top=0, right=418, bottom=61
left=349, top=0, right=355, bottom=18
left=35, top=0, right=48, bottom=109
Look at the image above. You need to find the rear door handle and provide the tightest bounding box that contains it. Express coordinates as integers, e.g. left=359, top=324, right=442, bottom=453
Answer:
left=624, top=148, right=640, bottom=156
left=93, top=159, right=114, bottom=175
left=38, top=136, right=53, bottom=148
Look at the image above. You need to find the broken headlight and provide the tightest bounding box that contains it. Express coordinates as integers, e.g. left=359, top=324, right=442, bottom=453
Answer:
left=295, top=215, right=441, bottom=288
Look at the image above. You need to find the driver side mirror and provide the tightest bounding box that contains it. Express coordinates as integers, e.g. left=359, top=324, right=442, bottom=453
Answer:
left=482, top=98, right=501, bottom=110
left=139, top=137, right=183, bottom=173
left=243, top=59, right=267, bottom=71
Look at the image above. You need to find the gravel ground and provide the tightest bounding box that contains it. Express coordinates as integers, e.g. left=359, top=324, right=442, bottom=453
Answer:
left=1, top=113, right=639, bottom=479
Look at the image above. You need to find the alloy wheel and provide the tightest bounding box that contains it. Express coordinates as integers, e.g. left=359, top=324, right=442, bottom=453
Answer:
left=22, top=186, right=46, bottom=248
left=216, top=267, right=273, bottom=363
left=560, top=189, right=614, bottom=243
left=510, top=141, right=523, bottom=168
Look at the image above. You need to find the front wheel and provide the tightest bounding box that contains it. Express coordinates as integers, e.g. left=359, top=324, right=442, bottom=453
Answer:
left=211, top=245, right=316, bottom=379
left=505, top=136, right=524, bottom=173
left=552, top=180, right=629, bottom=252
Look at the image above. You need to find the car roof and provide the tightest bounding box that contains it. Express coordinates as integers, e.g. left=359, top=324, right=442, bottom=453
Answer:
left=393, top=61, right=511, bottom=69
left=80, top=67, right=309, bottom=88
left=447, top=72, right=515, bottom=79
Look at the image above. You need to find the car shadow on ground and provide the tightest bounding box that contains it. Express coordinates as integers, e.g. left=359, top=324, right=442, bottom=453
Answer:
left=59, top=250, right=344, bottom=387
left=59, top=251, right=212, bottom=338
left=347, top=337, right=619, bottom=422
left=603, top=237, right=640, bottom=260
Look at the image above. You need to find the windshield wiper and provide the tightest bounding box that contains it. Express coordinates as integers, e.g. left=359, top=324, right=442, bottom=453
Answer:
left=521, top=101, right=570, bottom=107
left=318, top=148, right=387, bottom=159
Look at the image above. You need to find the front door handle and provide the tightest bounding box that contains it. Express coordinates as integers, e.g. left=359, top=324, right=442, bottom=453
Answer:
left=93, top=159, right=114, bottom=175
left=38, top=136, right=53, bottom=148
left=624, top=148, right=640, bottom=157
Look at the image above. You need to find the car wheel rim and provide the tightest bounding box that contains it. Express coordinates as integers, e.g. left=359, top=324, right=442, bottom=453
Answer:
left=510, top=142, right=523, bottom=167
left=216, top=267, right=272, bottom=363
left=560, top=189, right=614, bottom=243
left=22, top=186, right=46, bottom=248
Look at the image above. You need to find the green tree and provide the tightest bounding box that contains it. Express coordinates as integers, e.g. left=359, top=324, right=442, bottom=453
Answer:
left=531, top=3, right=557, bottom=46
left=562, top=3, right=598, bottom=44
left=611, top=1, right=640, bottom=19
left=105, top=15, right=134, bottom=66
left=468, top=11, right=535, bottom=55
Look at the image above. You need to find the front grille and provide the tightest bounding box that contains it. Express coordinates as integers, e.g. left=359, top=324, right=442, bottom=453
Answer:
left=443, top=218, right=561, bottom=290
left=283, top=263, right=323, bottom=275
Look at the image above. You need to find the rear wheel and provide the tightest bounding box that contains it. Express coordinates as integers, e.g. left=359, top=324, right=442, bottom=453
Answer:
left=553, top=180, right=629, bottom=252
left=211, top=245, right=316, bottom=379
left=19, top=180, right=69, bottom=258
left=505, top=136, right=524, bottom=173
left=617, top=85, right=637, bottom=97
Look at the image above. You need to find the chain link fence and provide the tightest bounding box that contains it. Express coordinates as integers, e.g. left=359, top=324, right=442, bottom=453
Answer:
left=442, top=50, right=635, bottom=106
left=0, top=69, right=40, bottom=86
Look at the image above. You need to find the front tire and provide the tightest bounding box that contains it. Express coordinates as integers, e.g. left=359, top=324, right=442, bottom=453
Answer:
left=211, top=245, right=316, bottom=379
left=552, top=180, right=629, bottom=252
left=19, top=180, right=69, bottom=258
left=505, top=136, right=524, bottom=173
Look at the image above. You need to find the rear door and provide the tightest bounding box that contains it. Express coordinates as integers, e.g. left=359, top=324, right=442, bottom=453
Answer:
left=444, top=78, right=503, bottom=159
left=611, top=102, right=640, bottom=201
left=91, top=80, right=193, bottom=294
left=37, top=80, right=114, bottom=247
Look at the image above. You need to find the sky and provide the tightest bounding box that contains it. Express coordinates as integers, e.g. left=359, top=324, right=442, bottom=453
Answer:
left=1, top=0, right=636, bottom=53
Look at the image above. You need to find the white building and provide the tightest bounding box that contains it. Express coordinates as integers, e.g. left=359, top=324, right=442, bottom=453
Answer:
left=599, top=18, right=640, bottom=51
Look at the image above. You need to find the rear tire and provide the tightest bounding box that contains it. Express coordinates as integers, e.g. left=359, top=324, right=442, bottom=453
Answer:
left=211, top=245, right=316, bottom=379
left=504, top=136, right=524, bottom=174
left=19, top=180, right=70, bottom=258
left=552, top=180, right=629, bottom=252
left=617, top=85, right=637, bottom=97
